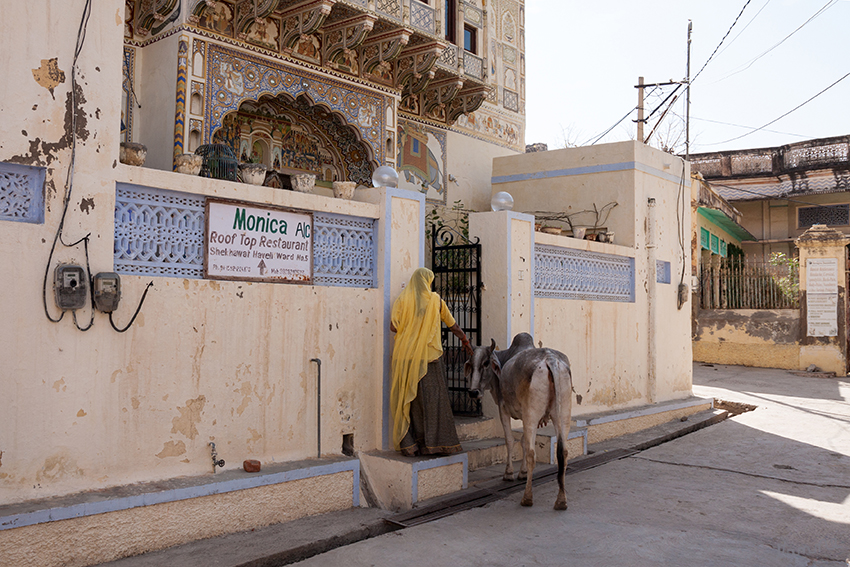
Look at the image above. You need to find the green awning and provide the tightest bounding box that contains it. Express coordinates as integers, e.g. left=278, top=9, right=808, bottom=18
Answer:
left=697, top=207, right=756, bottom=242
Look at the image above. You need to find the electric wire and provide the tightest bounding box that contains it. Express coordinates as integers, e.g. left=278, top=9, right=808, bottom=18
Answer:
left=691, top=0, right=754, bottom=85
left=42, top=0, right=92, bottom=323
left=708, top=181, right=837, bottom=208
left=109, top=282, right=154, bottom=333
left=714, top=0, right=773, bottom=59
left=41, top=0, right=152, bottom=333
left=587, top=106, right=638, bottom=146
left=713, top=0, right=838, bottom=84
left=671, top=111, right=811, bottom=140
left=703, top=71, right=850, bottom=146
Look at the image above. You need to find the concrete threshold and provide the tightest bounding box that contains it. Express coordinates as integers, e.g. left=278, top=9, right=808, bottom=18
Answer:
left=95, top=407, right=729, bottom=567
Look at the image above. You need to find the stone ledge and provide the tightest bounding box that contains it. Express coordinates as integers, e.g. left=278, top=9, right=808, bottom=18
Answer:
left=0, top=457, right=359, bottom=531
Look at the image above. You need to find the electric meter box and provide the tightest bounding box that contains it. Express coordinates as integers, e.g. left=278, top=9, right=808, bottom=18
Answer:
left=54, top=264, right=87, bottom=311
left=93, top=272, right=121, bottom=312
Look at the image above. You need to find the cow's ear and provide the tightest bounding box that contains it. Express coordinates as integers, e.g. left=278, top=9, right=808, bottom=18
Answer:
left=490, top=353, right=502, bottom=377
left=464, top=360, right=472, bottom=378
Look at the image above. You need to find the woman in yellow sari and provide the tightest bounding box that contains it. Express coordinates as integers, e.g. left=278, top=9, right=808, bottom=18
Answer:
left=390, top=267, right=474, bottom=456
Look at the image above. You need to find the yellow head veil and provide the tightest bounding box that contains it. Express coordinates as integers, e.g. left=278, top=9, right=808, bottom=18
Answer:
left=389, top=268, right=446, bottom=449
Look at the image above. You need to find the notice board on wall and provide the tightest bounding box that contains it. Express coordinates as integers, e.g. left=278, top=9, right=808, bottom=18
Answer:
left=806, top=258, right=838, bottom=337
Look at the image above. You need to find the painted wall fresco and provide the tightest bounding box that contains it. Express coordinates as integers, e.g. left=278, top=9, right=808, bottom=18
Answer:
left=397, top=120, right=447, bottom=204
left=212, top=96, right=373, bottom=185
left=122, top=47, right=136, bottom=144
left=204, top=43, right=387, bottom=167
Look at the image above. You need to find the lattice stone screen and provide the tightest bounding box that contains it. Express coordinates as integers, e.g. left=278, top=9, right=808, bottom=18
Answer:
left=114, top=184, right=376, bottom=287
left=114, top=184, right=206, bottom=278
left=0, top=161, right=45, bottom=224
left=534, top=244, right=635, bottom=302
left=410, top=1, right=435, bottom=34
left=313, top=212, right=376, bottom=287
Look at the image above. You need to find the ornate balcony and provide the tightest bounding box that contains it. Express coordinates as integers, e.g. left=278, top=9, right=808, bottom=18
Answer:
left=166, top=0, right=489, bottom=125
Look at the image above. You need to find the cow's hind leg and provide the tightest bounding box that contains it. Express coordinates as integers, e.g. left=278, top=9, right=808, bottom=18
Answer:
left=552, top=370, right=572, bottom=510
left=519, top=417, right=536, bottom=506
left=499, top=407, right=515, bottom=481
left=553, top=437, right=568, bottom=510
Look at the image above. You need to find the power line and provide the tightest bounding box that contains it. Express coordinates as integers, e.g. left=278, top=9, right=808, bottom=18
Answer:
left=702, top=71, right=850, bottom=146
left=585, top=106, right=638, bottom=146
left=692, top=0, right=754, bottom=84
left=715, top=0, right=773, bottom=59
left=713, top=0, right=838, bottom=84
left=709, top=181, right=837, bottom=207
left=670, top=111, right=812, bottom=140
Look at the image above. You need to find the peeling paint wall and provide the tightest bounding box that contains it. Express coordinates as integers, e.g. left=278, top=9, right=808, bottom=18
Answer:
left=693, top=309, right=804, bottom=369
left=0, top=0, right=389, bottom=506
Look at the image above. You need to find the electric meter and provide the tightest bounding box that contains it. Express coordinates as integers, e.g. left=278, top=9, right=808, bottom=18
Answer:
left=93, top=272, right=121, bottom=312
left=54, top=264, right=87, bottom=311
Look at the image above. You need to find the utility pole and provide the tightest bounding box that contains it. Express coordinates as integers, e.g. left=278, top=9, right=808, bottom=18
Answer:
left=685, top=20, right=692, bottom=161
left=637, top=76, right=645, bottom=143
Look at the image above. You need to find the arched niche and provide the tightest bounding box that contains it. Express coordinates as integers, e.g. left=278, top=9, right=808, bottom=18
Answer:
left=203, top=44, right=388, bottom=174
left=212, top=93, right=375, bottom=185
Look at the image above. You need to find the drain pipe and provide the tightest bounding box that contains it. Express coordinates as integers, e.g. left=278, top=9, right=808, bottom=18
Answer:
left=647, top=198, right=658, bottom=404
left=311, top=358, right=322, bottom=458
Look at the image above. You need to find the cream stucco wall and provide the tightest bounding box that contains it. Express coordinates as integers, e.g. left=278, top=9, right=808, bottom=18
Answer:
left=487, top=142, right=693, bottom=416
left=445, top=130, right=520, bottom=212
left=0, top=160, right=387, bottom=505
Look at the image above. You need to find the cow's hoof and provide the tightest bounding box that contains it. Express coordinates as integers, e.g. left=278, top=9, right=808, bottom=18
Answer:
left=554, top=500, right=568, bottom=511
left=502, top=473, right=514, bottom=481
left=520, top=496, right=533, bottom=507
left=517, top=471, right=527, bottom=481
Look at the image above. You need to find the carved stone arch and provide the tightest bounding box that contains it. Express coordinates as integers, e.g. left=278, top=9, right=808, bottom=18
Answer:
left=204, top=44, right=388, bottom=170
left=212, top=91, right=377, bottom=185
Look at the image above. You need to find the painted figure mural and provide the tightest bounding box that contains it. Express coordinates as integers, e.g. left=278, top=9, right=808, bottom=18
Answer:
left=212, top=96, right=374, bottom=185
left=397, top=121, right=445, bottom=202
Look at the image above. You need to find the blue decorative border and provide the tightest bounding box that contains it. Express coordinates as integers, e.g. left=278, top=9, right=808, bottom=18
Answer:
left=492, top=161, right=685, bottom=186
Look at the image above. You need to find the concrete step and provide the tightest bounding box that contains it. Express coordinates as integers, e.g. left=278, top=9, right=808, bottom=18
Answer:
left=359, top=450, right=467, bottom=511
left=454, top=415, right=501, bottom=442
left=462, top=428, right=588, bottom=472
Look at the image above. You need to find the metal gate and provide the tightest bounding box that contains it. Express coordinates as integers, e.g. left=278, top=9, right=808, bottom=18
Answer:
left=432, top=225, right=482, bottom=416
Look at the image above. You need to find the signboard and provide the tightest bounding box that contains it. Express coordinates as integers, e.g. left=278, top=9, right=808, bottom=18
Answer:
left=806, top=258, right=839, bottom=337
left=807, top=294, right=838, bottom=337
left=806, top=258, right=838, bottom=294
left=205, top=199, right=312, bottom=283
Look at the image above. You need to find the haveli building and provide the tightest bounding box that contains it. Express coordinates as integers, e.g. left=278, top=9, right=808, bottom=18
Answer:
left=123, top=0, right=526, bottom=209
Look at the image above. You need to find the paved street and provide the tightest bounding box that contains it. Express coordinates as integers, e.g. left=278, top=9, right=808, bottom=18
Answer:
left=290, top=364, right=850, bottom=567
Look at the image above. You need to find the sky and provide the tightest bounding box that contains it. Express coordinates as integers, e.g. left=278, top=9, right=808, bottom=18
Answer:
left=525, top=0, right=850, bottom=155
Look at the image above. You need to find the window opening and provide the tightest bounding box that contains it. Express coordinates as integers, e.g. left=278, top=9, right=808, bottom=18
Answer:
left=464, top=25, right=477, bottom=53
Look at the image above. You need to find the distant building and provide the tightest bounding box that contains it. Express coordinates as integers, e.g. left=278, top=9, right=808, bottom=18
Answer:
left=689, top=135, right=850, bottom=260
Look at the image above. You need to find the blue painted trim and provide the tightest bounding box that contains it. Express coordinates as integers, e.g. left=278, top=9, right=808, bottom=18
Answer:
left=573, top=397, right=713, bottom=428
left=0, top=459, right=360, bottom=531
left=492, top=161, right=684, bottom=186
left=410, top=453, right=468, bottom=503
left=505, top=213, right=513, bottom=344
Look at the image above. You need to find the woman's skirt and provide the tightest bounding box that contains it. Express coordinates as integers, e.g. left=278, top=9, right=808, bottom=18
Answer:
left=399, top=358, right=462, bottom=457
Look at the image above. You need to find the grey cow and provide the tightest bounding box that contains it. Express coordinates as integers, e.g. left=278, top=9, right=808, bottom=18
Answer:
left=465, top=333, right=572, bottom=509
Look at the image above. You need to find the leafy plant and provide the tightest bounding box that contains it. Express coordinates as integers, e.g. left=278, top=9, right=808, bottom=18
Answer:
left=769, top=252, right=800, bottom=301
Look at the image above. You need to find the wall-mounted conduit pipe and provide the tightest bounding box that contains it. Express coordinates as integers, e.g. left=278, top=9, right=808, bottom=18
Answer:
left=311, top=358, right=322, bottom=458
